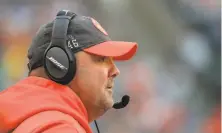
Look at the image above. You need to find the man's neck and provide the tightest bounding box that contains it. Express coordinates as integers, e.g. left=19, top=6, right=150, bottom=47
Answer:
left=29, top=67, right=49, bottom=79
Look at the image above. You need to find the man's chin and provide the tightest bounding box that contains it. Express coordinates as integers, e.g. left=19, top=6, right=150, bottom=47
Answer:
left=102, top=99, right=114, bottom=111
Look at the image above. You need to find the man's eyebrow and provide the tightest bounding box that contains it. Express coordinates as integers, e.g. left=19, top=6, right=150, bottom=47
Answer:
left=91, top=54, right=106, bottom=59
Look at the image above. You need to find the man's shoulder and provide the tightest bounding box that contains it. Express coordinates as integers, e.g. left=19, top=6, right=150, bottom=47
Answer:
left=13, top=110, right=86, bottom=133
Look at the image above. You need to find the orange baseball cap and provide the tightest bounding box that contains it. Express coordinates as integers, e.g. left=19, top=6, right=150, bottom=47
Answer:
left=83, top=17, right=138, bottom=61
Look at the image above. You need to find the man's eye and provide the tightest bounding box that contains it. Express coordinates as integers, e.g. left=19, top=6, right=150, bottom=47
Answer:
left=98, top=57, right=106, bottom=62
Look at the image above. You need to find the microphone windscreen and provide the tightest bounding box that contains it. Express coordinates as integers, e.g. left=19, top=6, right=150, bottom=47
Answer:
left=122, top=95, right=130, bottom=106
left=113, top=95, right=130, bottom=109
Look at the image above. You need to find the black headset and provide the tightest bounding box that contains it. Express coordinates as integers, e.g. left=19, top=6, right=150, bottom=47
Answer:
left=43, top=10, right=77, bottom=85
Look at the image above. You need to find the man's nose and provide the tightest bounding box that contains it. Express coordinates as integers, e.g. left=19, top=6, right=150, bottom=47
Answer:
left=109, top=64, right=120, bottom=78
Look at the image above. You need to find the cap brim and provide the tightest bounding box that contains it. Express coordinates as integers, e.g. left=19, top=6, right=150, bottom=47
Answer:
left=83, top=41, right=138, bottom=61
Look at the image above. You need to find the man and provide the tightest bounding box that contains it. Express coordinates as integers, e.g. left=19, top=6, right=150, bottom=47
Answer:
left=0, top=10, right=137, bottom=133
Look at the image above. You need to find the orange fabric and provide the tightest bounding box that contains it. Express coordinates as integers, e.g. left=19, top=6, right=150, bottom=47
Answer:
left=0, top=76, right=93, bottom=133
left=83, top=41, right=138, bottom=61
left=13, top=111, right=84, bottom=133
left=202, top=107, right=221, bottom=133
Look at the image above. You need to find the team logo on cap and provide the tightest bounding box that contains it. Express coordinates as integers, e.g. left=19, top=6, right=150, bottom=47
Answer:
left=90, top=18, right=108, bottom=36
left=62, top=10, right=69, bottom=15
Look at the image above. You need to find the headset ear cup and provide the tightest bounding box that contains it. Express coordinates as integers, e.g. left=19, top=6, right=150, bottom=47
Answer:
left=43, top=46, right=76, bottom=85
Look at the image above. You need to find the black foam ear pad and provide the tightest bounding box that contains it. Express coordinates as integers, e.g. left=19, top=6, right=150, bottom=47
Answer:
left=44, top=46, right=76, bottom=85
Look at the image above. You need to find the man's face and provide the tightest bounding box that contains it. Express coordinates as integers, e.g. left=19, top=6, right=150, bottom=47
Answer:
left=70, top=51, right=120, bottom=118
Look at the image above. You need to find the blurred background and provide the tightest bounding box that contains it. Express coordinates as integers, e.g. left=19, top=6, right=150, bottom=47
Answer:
left=0, top=0, right=220, bottom=133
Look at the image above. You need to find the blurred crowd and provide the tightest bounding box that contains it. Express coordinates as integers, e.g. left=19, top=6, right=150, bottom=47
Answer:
left=0, top=0, right=220, bottom=133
